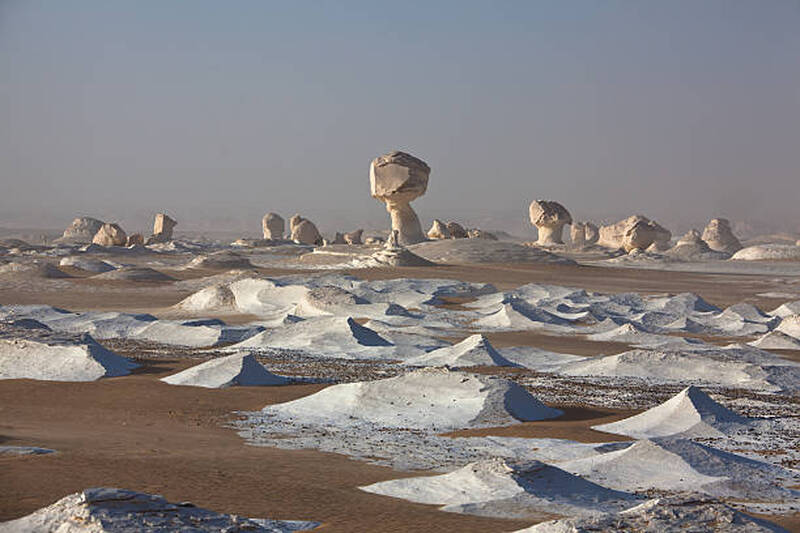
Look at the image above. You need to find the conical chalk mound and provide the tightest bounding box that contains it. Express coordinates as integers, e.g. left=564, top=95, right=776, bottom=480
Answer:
left=161, top=353, right=288, bottom=388
left=402, top=334, right=517, bottom=368
left=264, top=367, right=562, bottom=430
left=593, top=386, right=748, bottom=438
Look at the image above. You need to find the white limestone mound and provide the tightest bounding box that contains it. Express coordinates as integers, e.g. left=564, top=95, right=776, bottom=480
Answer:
left=750, top=331, right=800, bottom=350
left=230, top=316, right=397, bottom=360
left=0, top=333, right=137, bottom=381
left=360, top=458, right=636, bottom=519
left=291, top=218, right=323, bottom=246
left=665, top=229, right=729, bottom=261
left=570, top=221, right=599, bottom=248
left=175, top=284, right=237, bottom=313
left=92, top=266, right=174, bottom=282
left=558, top=438, right=795, bottom=501
left=92, top=223, right=127, bottom=247
left=264, top=368, right=562, bottom=430
left=161, top=353, right=288, bottom=388
left=771, top=300, right=800, bottom=318
left=0, top=262, right=71, bottom=279
left=446, top=221, right=468, bottom=239
left=529, top=200, right=572, bottom=246
left=702, top=218, right=743, bottom=254
left=370, top=150, right=430, bottom=245
left=473, top=298, right=572, bottom=331
left=185, top=251, right=254, bottom=270
left=343, top=229, right=363, bottom=245
left=58, top=216, right=105, bottom=243
left=775, top=314, right=800, bottom=338
left=558, top=346, right=800, bottom=392
left=357, top=232, right=437, bottom=267
left=402, top=334, right=518, bottom=368
left=732, top=244, right=800, bottom=261
left=0, top=487, right=319, bottom=533
left=593, top=386, right=749, bottom=439
left=517, top=496, right=787, bottom=533
left=585, top=323, right=671, bottom=345
left=409, top=239, right=575, bottom=265
left=59, top=256, right=116, bottom=273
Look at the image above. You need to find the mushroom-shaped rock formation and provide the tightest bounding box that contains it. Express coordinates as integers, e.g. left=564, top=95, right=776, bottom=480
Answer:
left=344, top=229, right=363, bottom=245
left=262, top=212, right=285, bottom=240
left=58, top=216, right=104, bottom=243
left=369, top=150, right=430, bottom=245
left=126, top=233, right=144, bottom=247
left=446, top=221, right=468, bottom=239
left=92, top=223, right=127, bottom=247
left=702, top=218, right=742, bottom=254
left=146, top=213, right=177, bottom=244
left=529, top=200, right=572, bottom=246
left=291, top=218, right=322, bottom=246
left=598, top=215, right=671, bottom=252
left=427, top=219, right=450, bottom=240
left=570, top=221, right=599, bottom=248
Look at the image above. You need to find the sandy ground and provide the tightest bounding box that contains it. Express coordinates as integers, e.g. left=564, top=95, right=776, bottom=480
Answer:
left=3, top=261, right=800, bottom=530
left=0, top=358, right=569, bottom=531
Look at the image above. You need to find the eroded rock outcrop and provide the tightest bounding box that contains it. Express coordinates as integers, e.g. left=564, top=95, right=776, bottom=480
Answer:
left=598, top=215, right=671, bottom=252
left=702, top=218, right=742, bottom=254
left=291, top=217, right=322, bottom=246
left=344, top=229, right=363, bottom=245
left=446, top=221, right=468, bottom=239
left=427, top=219, right=450, bottom=240
left=146, top=213, right=177, bottom=244
left=262, top=213, right=285, bottom=240
left=570, top=221, right=599, bottom=248
left=467, top=229, right=497, bottom=240
left=92, top=223, right=127, bottom=247
left=529, top=200, right=572, bottom=246
left=126, top=233, right=144, bottom=247
left=370, top=151, right=430, bottom=245
left=58, top=217, right=104, bottom=243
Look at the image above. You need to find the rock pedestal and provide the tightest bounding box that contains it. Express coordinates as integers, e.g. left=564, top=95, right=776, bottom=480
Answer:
left=370, top=151, right=430, bottom=246
left=529, top=200, right=572, bottom=245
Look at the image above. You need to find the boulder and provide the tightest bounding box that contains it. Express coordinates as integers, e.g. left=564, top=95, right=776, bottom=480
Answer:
left=702, top=218, right=742, bottom=254
left=262, top=212, right=285, bottom=240
left=364, top=236, right=384, bottom=245
left=446, top=221, right=468, bottom=239
left=331, top=232, right=347, bottom=245
left=344, top=229, right=363, bottom=245
left=58, top=217, right=104, bottom=243
left=369, top=150, right=430, bottom=245
left=126, top=233, right=144, bottom=247
left=529, top=200, right=572, bottom=245
left=427, top=219, right=450, bottom=240
left=291, top=218, right=322, bottom=246
left=570, top=221, right=599, bottom=247
left=146, top=213, right=177, bottom=244
left=92, top=223, right=127, bottom=247
left=598, top=215, right=671, bottom=252
left=467, top=229, right=497, bottom=240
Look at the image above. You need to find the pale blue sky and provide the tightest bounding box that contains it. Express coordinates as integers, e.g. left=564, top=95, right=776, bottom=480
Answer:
left=1, top=1, right=798, bottom=235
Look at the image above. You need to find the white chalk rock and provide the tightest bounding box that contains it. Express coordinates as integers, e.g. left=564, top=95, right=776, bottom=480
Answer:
left=427, top=219, right=450, bottom=240
left=570, top=221, right=599, bottom=247
left=149, top=213, right=177, bottom=244
left=161, top=353, right=288, bottom=388
left=598, top=215, right=671, bottom=252
left=702, top=218, right=742, bottom=254
left=370, top=150, right=430, bottom=245
left=403, top=334, right=517, bottom=368
left=92, top=223, right=127, bottom=247
left=529, top=200, right=572, bottom=246
left=262, top=212, right=285, bottom=240
left=343, top=229, right=363, bottom=245
left=58, top=216, right=104, bottom=243
left=291, top=217, right=322, bottom=245
left=446, top=221, right=468, bottom=239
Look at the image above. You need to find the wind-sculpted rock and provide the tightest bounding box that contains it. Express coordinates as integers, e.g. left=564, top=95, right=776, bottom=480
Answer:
left=570, top=221, right=599, bottom=247
left=92, top=223, right=127, bottom=247
left=446, top=221, right=468, bottom=239
left=467, top=228, right=497, bottom=240
left=344, top=229, right=363, bottom=245
left=702, top=218, right=742, bottom=254
left=598, top=215, right=671, bottom=252
left=529, top=200, right=572, bottom=245
left=262, top=212, right=285, bottom=240
left=126, top=233, right=144, bottom=247
left=291, top=218, right=322, bottom=246
left=58, top=217, right=104, bottom=243
left=370, top=150, right=430, bottom=245
left=427, top=219, right=450, bottom=240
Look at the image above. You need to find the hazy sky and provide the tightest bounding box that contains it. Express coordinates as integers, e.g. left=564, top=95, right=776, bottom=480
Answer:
left=1, top=1, right=799, bottom=236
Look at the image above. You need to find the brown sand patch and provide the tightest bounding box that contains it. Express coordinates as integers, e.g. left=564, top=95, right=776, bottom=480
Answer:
left=0, top=358, right=535, bottom=532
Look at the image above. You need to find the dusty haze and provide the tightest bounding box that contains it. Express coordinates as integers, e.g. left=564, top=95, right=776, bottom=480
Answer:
left=1, top=1, right=799, bottom=238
